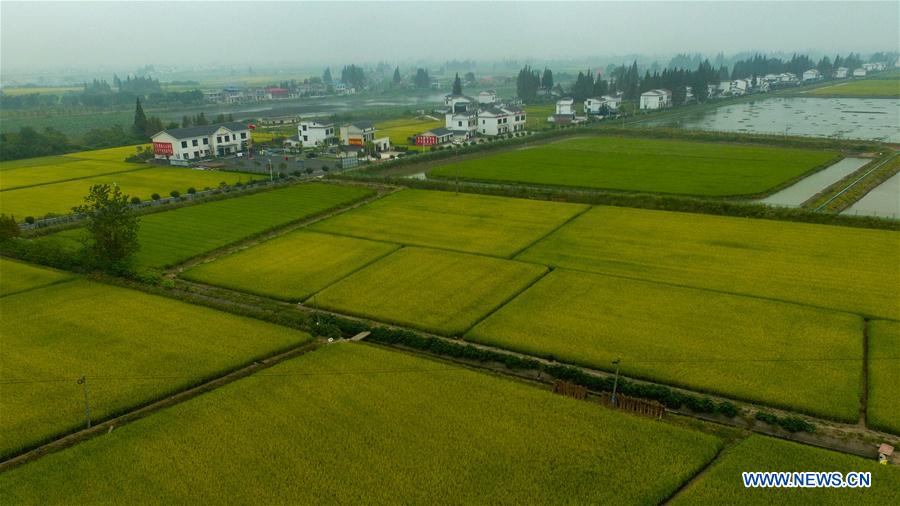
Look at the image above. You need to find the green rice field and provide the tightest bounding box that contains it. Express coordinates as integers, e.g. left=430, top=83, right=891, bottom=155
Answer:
left=309, top=189, right=588, bottom=257
left=428, top=136, right=838, bottom=196
left=807, top=78, right=900, bottom=98
left=0, top=145, right=150, bottom=191
left=0, top=344, right=724, bottom=504
left=0, top=277, right=311, bottom=458
left=312, top=247, right=548, bottom=335
left=0, top=257, right=73, bottom=296
left=867, top=320, right=900, bottom=435
left=467, top=269, right=863, bottom=420
left=517, top=206, right=900, bottom=320
left=183, top=230, right=399, bottom=301
left=56, top=183, right=374, bottom=268
left=0, top=167, right=261, bottom=219
left=671, top=435, right=900, bottom=504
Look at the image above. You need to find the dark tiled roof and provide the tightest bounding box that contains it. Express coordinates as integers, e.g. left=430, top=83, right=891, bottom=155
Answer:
left=348, top=120, right=375, bottom=130
left=423, top=127, right=453, bottom=136
left=157, top=122, right=249, bottom=140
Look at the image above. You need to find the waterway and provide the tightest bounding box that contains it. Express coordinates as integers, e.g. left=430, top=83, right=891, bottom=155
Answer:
left=842, top=173, right=900, bottom=219
left=759, top=158, right=870, bottom=207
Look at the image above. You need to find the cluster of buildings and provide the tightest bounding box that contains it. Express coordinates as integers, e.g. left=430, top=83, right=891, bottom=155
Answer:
left=201, top=81, right=357, bottom=105
left=430, top=91, right=527, bottom=144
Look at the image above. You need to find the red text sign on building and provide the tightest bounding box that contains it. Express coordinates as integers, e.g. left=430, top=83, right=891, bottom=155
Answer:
left=153, top=142, right=174, bottom=156
left=415, top=135, right=436, bottom=146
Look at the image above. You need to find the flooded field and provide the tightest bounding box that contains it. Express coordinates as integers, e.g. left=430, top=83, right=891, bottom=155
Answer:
left=760, top=157, right=870, bottom=207
left=842, top=173, right=900, bottom=219
left=648, top=97, right=900, bottom=142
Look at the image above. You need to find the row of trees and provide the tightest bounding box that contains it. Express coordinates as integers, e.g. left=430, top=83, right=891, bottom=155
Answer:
left=729, top=53, right=865, bottom=79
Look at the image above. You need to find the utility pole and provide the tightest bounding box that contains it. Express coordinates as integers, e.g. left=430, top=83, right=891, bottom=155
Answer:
left=267, top=158, right=274, bottom=182
left=610, top=358, right=621, bottom=406
left=77, top=376, right=91, bottom=428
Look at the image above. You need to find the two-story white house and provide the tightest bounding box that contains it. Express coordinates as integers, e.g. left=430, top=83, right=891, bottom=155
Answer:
left=477, top=106, right=526, bottom=136
left=297, top=120, right=335, bottom=147
left=834, top=67, right=849, bottom=79
left=639, top=89, right=672, bottom=110
left=151, top=122, right=251, bottom=161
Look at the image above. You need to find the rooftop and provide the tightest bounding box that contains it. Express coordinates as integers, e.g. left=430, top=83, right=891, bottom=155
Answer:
left=154, top=121, right=249, bottom=140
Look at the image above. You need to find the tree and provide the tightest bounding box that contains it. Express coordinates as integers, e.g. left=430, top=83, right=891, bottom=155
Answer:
left=72, top=184, right=139, bottom=270
left=541, top=68, right=554, bottom=90
left=414, top=68, right=431, bottom=89
left=323, top=67, right=333, bottom=85
left=452, top=73, right=463, bottom=95
left=516, top=65, right=541, bottom=101
left=464, top=71, right=476, bottom=84
left=393, top=67, right=402, bottom=85
left=0, top=214, right=20, bottom=239
left=132, top=97, right=148, bottom=136
left=193, top=112, right=208, bottom=125
left=181, top=115, right=192, bottom=128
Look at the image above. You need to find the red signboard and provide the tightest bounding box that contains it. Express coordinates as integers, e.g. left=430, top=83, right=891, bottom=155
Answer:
left=153, top=142, right=173, bottom=156
left=415, top=135, right=437, bottom=146
left=348, top=137, right=364, bottom=146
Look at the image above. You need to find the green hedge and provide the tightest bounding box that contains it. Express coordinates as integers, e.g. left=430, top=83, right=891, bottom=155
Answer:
left=755, top=411, right=816, bottom=433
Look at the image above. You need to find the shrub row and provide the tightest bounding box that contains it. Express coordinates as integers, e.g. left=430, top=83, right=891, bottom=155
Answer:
left=755, top=411, right=816, bottom=433
left=361, top=323, right=741, bottom=419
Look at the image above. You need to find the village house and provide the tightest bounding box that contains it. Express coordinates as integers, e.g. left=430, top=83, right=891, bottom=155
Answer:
left=478, top=105, right=526, bottom=136
left=478, top=90, right=498, bottom=104
left=150, top=122, right=251, bottom=161
left=414, top=127, right=454, bottom=146
left=584, top=96, right=621, bottom=115
left=444, top=96, right=478, bottom=138
left=548, top=97, right=578, bottom=124
left=259, top=115, right=299, bottom=127
left=802, top=69, right=821, bottom=81
left=853, top=67, right=867, bottom=77
left=298, top=120, right=336, bottom=147
left=639, top=89, right=672, bottom=110
left=834, top=67, right=849, bottom=79
left=340, top=121, right=376, bottom=146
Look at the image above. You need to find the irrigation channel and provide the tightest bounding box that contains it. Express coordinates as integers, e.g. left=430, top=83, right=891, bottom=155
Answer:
left=759, top=157, right=871, bottom=207
left=842, top=172, right=900, bottom=218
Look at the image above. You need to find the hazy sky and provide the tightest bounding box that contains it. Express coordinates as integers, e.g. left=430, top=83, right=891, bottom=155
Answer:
left=1, top=1, right=898, bottom=71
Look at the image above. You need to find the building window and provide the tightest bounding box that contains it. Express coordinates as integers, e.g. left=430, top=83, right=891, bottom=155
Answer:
left=241, top=132, right=247, bottom=139
left=203, top=138, right=209, bottom=145
left=224, top=135, right=230, bottom=142
left=458, top=121, right=462, bottom=127
left=302, top=125, right=307, bottom=131
left=181, top=141, right=188, bottom=148
left=303, top=135, right=308, bottom=141
left=194, top=151, right=200, bottom=158
left=217, top=136, right=222, bottom=143
left=192, top=139, right=198, bottom=146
